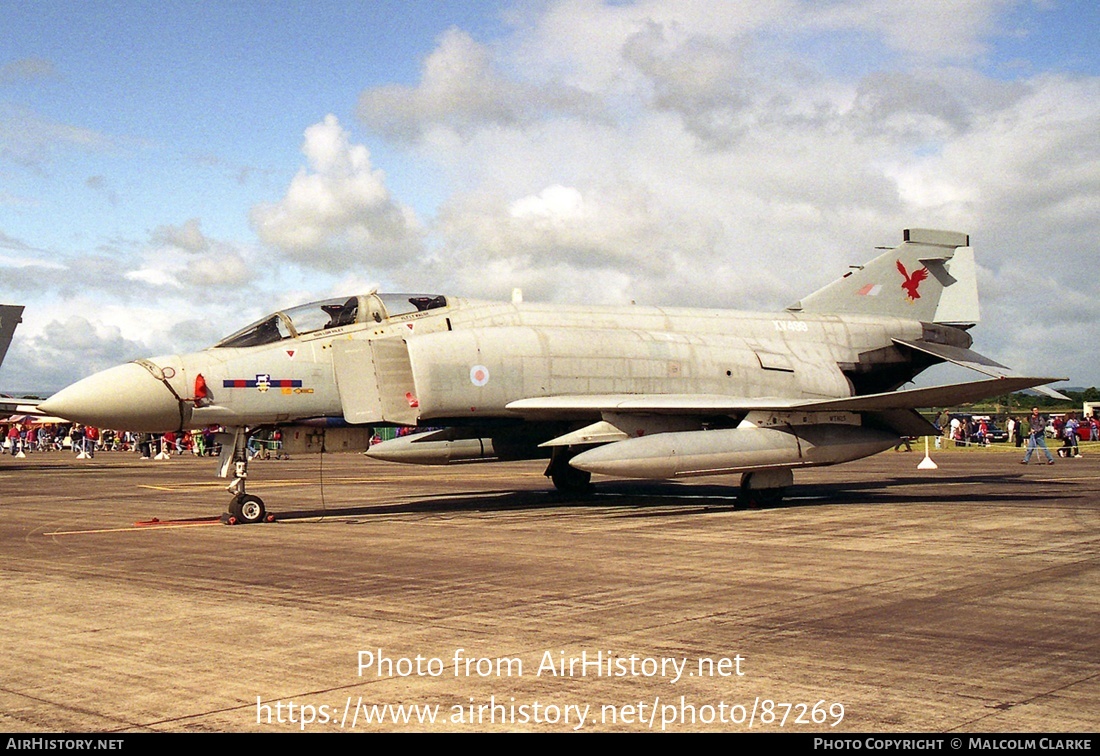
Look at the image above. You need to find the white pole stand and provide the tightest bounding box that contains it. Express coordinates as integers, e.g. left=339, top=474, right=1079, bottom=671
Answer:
left=917, top=436, right=938, bottom=470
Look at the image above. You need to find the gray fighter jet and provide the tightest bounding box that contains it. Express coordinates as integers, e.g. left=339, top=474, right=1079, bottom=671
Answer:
left=40, top=229, right=1064, bottom=523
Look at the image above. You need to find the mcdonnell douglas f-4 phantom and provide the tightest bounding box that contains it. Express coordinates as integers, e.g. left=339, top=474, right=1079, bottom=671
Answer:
left=40, top=229, right=1065, bottom=523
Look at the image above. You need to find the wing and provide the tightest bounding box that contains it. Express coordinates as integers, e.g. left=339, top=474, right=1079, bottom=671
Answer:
left=508, top=375, right=1061, bottom=451
left=505, top=394, right=806, bottom=419
left=0, top=398, right=41, bottom=417
left=506, top=375, right=1063, bottom=419
left=792, top=376, right=1060, bottom=411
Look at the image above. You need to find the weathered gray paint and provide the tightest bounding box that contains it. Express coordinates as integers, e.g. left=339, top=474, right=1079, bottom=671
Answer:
left=38, top=228, right=1065, bottom=490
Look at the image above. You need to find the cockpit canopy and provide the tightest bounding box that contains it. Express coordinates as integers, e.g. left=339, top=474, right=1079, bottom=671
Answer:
left=213, top=293, right=448, bottom=349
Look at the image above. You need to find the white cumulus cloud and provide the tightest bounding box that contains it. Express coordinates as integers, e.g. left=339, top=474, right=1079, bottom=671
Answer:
left=347, top=0, right=1100, bottom=386
left=250, top=114, right=423, bottom=272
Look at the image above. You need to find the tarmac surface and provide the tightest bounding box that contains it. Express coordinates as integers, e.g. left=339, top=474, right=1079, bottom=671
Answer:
left=0, top=445, right=1097, bottom=733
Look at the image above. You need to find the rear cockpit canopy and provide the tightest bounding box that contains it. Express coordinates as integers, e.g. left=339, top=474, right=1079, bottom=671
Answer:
left=212, top=293, right=448, bottom=349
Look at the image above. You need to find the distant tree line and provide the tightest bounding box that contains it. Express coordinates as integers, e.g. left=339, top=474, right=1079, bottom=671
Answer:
left=964, top=387, right=1099, bottom=414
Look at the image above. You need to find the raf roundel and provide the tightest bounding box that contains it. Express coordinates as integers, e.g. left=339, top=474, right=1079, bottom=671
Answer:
left=470, top=365, right=490, bottom=387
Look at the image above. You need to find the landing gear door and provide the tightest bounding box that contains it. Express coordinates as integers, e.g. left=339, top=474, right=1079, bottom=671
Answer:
left=331, top=339, right=419, bottom=426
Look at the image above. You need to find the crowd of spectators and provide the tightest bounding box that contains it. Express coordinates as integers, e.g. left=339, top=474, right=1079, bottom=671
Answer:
left=0, top=422, right=238, bottom=458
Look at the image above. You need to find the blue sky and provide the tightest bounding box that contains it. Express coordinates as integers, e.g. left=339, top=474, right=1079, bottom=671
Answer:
left=1, top=0, right=1098, bottom=392
left=3, top=1, right=506, bottom=243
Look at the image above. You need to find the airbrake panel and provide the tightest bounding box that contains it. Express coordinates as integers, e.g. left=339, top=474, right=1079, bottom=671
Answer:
left=332, top=339, right=419, bottom=425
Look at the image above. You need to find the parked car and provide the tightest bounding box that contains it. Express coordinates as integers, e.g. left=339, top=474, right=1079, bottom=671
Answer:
left=947, top=414, right=1007, bottom=445
left=969, top=416, right=1007, bottom=444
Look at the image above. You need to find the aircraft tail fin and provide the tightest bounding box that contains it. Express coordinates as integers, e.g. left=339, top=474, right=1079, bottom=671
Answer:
left=788, top=229, right=979, bottom=325
left=0, top=305, right=24, bottom=369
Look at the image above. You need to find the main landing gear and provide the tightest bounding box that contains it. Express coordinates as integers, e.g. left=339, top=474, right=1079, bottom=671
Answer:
left=545, top=447, right=592, bottom=494
left=737, top=469, right=792, bottom=509
left=219, top=427, right=275, bottom=525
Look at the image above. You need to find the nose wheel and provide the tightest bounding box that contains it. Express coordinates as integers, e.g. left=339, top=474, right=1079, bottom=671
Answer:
left=228, top=493, right=268, bottom=525
left=218, top=426, right=275, bottom=524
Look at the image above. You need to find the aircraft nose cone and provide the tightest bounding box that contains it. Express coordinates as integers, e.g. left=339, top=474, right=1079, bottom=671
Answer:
left=39, top=362, right=184, bottom=431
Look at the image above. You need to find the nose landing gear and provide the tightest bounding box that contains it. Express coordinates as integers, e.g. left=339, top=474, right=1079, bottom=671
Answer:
left=218, top=426, right=275, bottom=525
left=227, top=493, right=268, bottom=525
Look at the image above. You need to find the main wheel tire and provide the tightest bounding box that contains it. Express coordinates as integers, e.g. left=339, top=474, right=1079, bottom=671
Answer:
left=229, top=494, right=267, bottom=524
left=743, top=487, right=785, bottom=507
left=737, top=471, right=787, bottom=509
left=551, top=464, right=592, bottom=493
left=547, top=448, right=593, bottom=494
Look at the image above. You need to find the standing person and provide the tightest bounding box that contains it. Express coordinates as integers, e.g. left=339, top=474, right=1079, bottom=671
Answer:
left=138, top=433, right=152, bottom=460
left=70, top=424, right=85, bottom=456
left=935, top=409, right=950, bottom=435
left=1063, top=413, right=1080, bottom=457
left=1021, top=407, right=1055, bottom=465
left=7, top=423, right=20, bottom=455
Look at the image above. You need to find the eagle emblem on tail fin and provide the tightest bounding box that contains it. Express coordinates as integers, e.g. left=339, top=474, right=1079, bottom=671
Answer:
left=896, top=259, right=929, bottom=301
